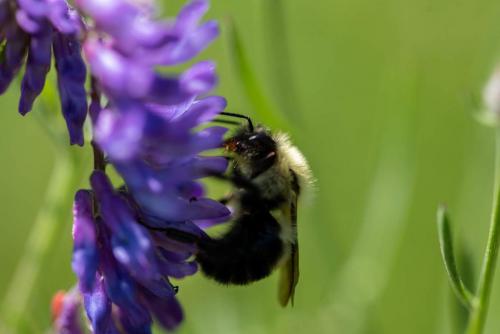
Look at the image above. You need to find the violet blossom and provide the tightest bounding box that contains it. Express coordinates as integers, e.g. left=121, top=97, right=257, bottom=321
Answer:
left=51, top=289, right=85, bottom=334
left=69, top=0, right=230, bottom=332
left=1, top=0, right=231, bottom=331
left=0, top=0, right=87, bottom=145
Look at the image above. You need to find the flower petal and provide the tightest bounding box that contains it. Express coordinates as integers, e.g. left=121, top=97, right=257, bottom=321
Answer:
left=171, top=95, right=226, bottom=129
left=158, top=253, right=198, bottom=279
left=53, top=32, right=87, bottom=146
left=54, top=290, right=84, bottom=334
left=98, top=224, right=151, bottom=326
left=94, top=108, right=145, bottom=161
left=19, top=27, right=52, bottom=115
left=0, top=25, right=29, bottom=94
left=91, top=171, right=159, bottom=280
left=141, top=287, right=183, bottom=331
left=72, top=190, right=98, bottom=293
left=83, top=276, right=113, bottom=334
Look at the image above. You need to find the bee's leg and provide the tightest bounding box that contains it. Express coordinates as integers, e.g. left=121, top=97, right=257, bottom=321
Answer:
left=219, top=112, right=254, bottom=131
left=136, top=220, right=201, bottom=244
left=165, top=278, right=180, bottom=294
left=205, top=170, right=258, bottom=195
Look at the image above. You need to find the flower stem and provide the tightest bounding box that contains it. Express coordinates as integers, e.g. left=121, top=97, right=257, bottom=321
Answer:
left=1, top=150, right=84, bottom=332
left=465, top=128, right=500, bottom=334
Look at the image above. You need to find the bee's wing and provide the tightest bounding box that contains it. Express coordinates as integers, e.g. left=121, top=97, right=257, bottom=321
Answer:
left=278, top=192, right=299, bottom=307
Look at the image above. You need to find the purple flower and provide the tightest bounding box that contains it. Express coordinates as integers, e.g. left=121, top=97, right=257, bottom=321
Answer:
left=53, top=32, right=88, bottom=146
left=81, top=0, right=231, bottom=229
left=76, top=0, right=218, bottom=66
left=83, top=277, right=115, bottom=334
left=51, top=290, right=85, bottom=334
left=83, top=38, right=217, bottom=106
left=63, top=0, right=232, bottom=332
left=3, top=0, right=232, bottom=332
left=71, top=171, right=198, bottom=333
left=0, top=0, right=87, bottom=145
left=72, top=190, right=98, bottom=293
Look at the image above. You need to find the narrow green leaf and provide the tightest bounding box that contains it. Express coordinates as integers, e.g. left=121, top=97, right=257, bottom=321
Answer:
left=437, top=205, right=475, bottom=309
left=261, top=0, right=301, bottom=123
left=225, top=18, right=290, bottom=131
left=450, top=244, right=476, bottom=333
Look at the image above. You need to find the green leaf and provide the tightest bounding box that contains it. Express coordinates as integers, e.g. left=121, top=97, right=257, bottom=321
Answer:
left=225, top=18, right=290, bottom=131
left=261, top=0, right=301, bottom=123
left=450, top=244, right=475, bottom=333
left=437, top=205, right=475, bottom=309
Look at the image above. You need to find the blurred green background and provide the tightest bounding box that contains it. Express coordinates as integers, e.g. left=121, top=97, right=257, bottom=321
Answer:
left=3, top=0, right=500, bottom=333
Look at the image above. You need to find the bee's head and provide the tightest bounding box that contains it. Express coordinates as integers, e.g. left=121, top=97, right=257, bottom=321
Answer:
left=224, top=126, right=277, bottom=177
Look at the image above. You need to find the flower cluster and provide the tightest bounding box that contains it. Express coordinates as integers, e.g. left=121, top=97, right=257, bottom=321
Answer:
left=68, top=0, right=230, bottom=332
left=0, top=0, right=87, bottom=145
left=3, top=0, right=231, bottom=332
left=72, top=177, right=205, bottom=333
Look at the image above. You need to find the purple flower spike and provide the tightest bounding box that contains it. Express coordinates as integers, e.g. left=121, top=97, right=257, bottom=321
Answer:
left=59, top=0, right=235, bottom=331
left=69, top=167, right=213, bottom=333
left=72, top=190, right=98, bottom=293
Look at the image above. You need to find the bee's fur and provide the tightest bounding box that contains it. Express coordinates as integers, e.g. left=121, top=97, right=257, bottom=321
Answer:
left=196, top=208, right=284, bottom=285
left=196, top=125, right=312, bottom=292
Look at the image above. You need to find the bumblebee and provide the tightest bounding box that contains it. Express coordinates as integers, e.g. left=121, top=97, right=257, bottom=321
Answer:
left=193, top=113, right=313, bottom=306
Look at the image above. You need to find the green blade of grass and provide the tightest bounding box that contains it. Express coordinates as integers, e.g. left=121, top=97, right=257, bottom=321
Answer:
left=225, top=18, right=291, bottom=131
left=261, top=0, right=301, bottom=123
left=437, top=205, right=475, bottom=309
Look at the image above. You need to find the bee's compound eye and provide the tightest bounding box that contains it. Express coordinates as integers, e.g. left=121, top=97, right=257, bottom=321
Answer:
left=248, top=135, right=258, bottom=141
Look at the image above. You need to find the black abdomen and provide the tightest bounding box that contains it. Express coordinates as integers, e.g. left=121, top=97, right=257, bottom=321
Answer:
left=196, top=209, right=284, bottom=285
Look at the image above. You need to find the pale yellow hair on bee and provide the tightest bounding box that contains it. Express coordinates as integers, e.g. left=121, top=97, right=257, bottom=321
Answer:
left=273, top=132, right=315, bottom=196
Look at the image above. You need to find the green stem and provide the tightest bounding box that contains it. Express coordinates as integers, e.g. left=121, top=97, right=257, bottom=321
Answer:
left=1, top=150, right=84, bottom=332
left=466, top=129, right=500, bottom=334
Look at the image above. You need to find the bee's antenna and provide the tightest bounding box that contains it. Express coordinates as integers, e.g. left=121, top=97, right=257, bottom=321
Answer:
left=219, top=112, right=254, bottom=131
left=212, top=118, right=242, bottom=127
